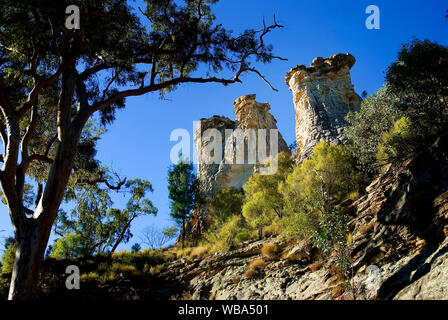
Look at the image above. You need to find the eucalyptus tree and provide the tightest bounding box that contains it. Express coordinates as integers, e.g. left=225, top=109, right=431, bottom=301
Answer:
left=0, top=0, right=284, bottom=299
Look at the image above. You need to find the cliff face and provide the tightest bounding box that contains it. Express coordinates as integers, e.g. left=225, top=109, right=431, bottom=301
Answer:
left=195, top=94, right=290, bottom=196
left=286, top=53, right=362, bottom=161
left=187, top=95, right=290, bottom=241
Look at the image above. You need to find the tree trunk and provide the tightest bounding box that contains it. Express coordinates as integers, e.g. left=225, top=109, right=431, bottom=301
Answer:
left=8, top=218, right=50, bottom=299
left=7, top=106, right=83, bottom=299
left=181, top=217, right=185, bottom=249
left=258, top=227, right=263, bottom=240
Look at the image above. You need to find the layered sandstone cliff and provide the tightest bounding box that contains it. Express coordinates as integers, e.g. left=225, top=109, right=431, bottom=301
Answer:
left=195, top=94, right=290, bottom=197
left=186, top=95, right=290, bottom=240
left=286, top=53, right=362, bottom=161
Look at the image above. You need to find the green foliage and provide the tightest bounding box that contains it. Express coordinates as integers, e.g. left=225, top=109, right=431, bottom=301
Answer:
left=280, top=192, right=321, bottom=239
left=312, top=195, right=348, bottom=257
left=282, top=142, right=365, bottom=203
left=279, top=142, right=363, bottom=240
left=206, top=215, right=248, bottom=250
left=386, top=39, right=448, bottom=136
left=162, top=226, right=179, bottom=239
left=167, top=159, right=199, bottom=246
left=1, top=243, right=16, bottom=274
left=131, top=243, right=141, bottom=253
left=53, top=179, right=157, bottom=258
left=50, top=233, right=85, bottom=260
left=242, top=153, right=293, bottom=238
left=376, top=117, right=420, bottom=166
left=346, top=86, right=402, bottom=174
left=209, top=187, right=244, bottom=227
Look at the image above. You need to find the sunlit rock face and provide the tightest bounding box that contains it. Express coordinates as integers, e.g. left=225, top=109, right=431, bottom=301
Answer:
left=195, top=94, right=290, bottom=197
left=186, top=95, right=290, bottom=241
left=286, top=53, right=362, bottom=162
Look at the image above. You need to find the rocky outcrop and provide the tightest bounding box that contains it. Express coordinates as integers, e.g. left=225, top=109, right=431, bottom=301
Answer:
left=162, top=135, right=448, bottom=300
left=195, top=94, right=290, bottom=196
left=186, top=95, right=290, bottom=241
left=286, top=53, right=362, bottom=162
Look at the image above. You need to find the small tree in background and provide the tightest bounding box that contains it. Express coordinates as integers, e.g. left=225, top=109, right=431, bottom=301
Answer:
left=242, top=153, right=293, bottom=239
left=131, top=243, right=141, bottom=253
left=52, top=179, right=157, bottom=258
left=140, top=226, right=178, bottom=250
left=167, top=160, right=199, bottom=248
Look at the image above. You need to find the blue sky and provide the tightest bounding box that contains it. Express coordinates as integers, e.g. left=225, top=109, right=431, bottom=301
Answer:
left=1, top=0, right=447, bottom=251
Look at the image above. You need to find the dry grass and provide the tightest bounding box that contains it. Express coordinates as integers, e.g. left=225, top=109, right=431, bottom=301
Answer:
left=359, top=219, right=375, bottom=235
left=209, top=291, right=216, bottom=300
left=230, top=276, right=241, bottom=284
left=310, top=261, right=323, bottom=272
left=282, top=250, right=306, bottom=263
left=261, top=243, right=279, bottom=259
left=244, top=268, right=259, bottom=279
left=244, top=259, right=266, bottom=279
left=331, top=285, right=345, bottom=298
left=264, top=221, right=283, bottom=237
left=80, top=272, right=99, bottom=282
left=190, top=245, right=210, bottom=260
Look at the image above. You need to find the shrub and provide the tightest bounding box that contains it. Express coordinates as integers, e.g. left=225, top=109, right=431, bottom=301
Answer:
left=80, top=272, right=99, bottom=283
left=376, top=117, right=420, bottom=166
left=235, top=230, right=252, bottom=243
left=244, top=259, right=266, bottom=279
left=209, top=187, right=244, bottom=227
left=279, top=142, right=365, bottom=240
left=206, top=215, right=248, bottom=251
left=242, top=152, right=293, bottom=239
left=346, top=86, right=402, bottom=174
left=261, top=243, right=279, bottom=259
left=0, top=244, right=15, bottom=274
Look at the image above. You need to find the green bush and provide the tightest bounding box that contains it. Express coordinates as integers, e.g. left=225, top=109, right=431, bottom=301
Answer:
left=242, top=152, right=293, bottom=239
left=346, top=86, right=402, bottom=174
left=376, top=117, right=420, bottom=166
left=279, top=142, right=364, bottom=240
left=206, top=215, right=248, bottom=250
left=209, top=187, right=244, bottom=227
left=282, top=141, right=365, bottom=203
left=1, top=244, right=16, bottom=274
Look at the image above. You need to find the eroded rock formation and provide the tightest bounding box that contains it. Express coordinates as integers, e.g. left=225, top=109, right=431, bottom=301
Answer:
left=186, top=94, right=290, bottom=241
left=286, top=53, right=362, bottom=161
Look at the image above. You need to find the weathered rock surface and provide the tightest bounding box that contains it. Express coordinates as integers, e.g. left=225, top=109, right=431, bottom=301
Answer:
left=195, top=94, right=290, bottom=196
left=286, top=54, right=362, bottom=162
left=186, top=95, right=290, bottom=241
left=161, top=135, right=448, bottom=300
